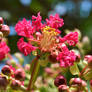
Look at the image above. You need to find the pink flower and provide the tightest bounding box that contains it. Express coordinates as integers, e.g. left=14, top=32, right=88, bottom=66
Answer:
left=15, top=18, right=34, bottom=38
left=32, top=12, right=43, bottom=31
left=57, top=46, right=76, bottom=67
left=46, top=14, right=64, bottom=29
left=0, top=42, right=10, bottom=61
left=17, top=38, right=36, bottom=56
left=64, top=32, right=78, bottom=46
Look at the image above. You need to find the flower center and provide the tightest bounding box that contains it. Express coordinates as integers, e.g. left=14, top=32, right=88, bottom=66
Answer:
left=40, top=26, right=58, bottom=51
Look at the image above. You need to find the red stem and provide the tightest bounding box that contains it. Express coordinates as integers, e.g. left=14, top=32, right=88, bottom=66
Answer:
left=79, top=65, right=88, bottom=77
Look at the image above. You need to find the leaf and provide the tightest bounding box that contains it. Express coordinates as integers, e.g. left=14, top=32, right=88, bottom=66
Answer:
left=70, top=63, right=80, bottom=75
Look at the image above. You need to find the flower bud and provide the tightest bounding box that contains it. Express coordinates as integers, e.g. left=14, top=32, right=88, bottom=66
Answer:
left=44, top=67, right=53, bottom=75
left=0, top=17, right=3, bottom=24
left=84, top=55, right=92, bottom=61
left=14, top=69, right=25, bottom=81
left=81, top=80, right=87, bottom=87
left=11, top=80, right=21, bottom=90
left=58, top=85, right=69, bottom=92
left=88, top=57, right=92, bottom=67
left=90, top=80, right=92, bottom=86
left=54, top=75, right=66, bottom=87
left=69, top=78, right=82, bottom=85
left=0, top=24, right=10, bottom=36
left=0, top=75, right=8, bottom=90
left=0, top=31, right=3, bottom=41
left=49, top=54, right=57, bottom=63
left=90, top=80, right=92, bottom=92
left=1, top=65, right=11, bottom=76
left=75, top=54, right=80, bottom=63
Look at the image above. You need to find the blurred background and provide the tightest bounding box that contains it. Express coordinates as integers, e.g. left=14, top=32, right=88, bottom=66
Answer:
left=0, top=0, right=92, bottom=54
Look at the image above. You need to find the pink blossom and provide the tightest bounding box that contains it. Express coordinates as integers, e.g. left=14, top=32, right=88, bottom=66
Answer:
left=57, top=46, right=76, bottom=67
left=32, top=12, right=43, bottom=31
left=17, top=38, right=36, bottom=56
left=46, top=14, right=64, bottom=29
left=15, top=18, right=34, bottom=38
left=0, top=42, right=10, bottom=61
left=64, top=32, right=78, bottom=46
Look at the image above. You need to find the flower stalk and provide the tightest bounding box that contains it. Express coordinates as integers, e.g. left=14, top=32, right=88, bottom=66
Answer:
left=27, top=55, right=40, bottom=91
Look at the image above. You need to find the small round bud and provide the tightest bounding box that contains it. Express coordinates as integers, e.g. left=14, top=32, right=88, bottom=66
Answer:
left=49, top=54, right=57, bottom=63
left=70, top=78, right=82, bottom=85
left=0, top=31, right=3, bottom=41
left=75, top=54, right=80, bottom=62
left=90, top=80, right=92, bottom=86
left=84, top=55, right=92, bottom=61
left=0, top=17, right=3, bottom=24
left=88, top=57, right=92, bottom=66
left=0, top=24, right=10, bottom=36
left=11, top=80, right=21, bottom=90
left=54, top=75, right=66, bottom=87
left=81, top=80, right=87, bottom=87
left=0, top=75, right=8, bottom=89
left=1, top=65, right=11, bottom=76
left=58, top=85, right=68, bottom=92
left=14, top=69, right=25, bottom=81
left=44, top=67, right=53, bottom=75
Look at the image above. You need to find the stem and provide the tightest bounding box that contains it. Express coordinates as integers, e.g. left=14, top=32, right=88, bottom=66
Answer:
left=79, top=65, right=88, bottom=77
left=27, top=55, right=40, bottom=91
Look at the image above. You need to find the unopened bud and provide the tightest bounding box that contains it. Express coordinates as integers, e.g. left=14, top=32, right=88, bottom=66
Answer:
left=69, top=78, right=82, bottom=85
left=84, top=55, right=92, bottom=61
left=90, top=80, right=92, bottom=86
left=1, top=65, right=11, bottom=76
left=0, top=24, right=10, bottom=36
left=49, top=54, right=57, bottom=63
left=0, top=75, right=8, bottom=90
left=0, top=17, right=3, bottom=24
left=14, top=69, right=25, bottom=81
left=58, top=85, right=68, bottom=92
left=0, top=31, right=3, bottom=41
left=75, top=54, right=80, bottom=63
left=11, top=80, right=21, bottom=90
left=44, top=67, right=53, bottom=75
left=54, top=75, right=66, bottom=87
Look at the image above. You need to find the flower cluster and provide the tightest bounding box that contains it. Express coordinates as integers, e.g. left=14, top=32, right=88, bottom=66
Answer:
left=15, top=12, right=78, bottom=67
left=0, top=65, right=25, bottom=90
left=0, top=17, right=10, bottom=61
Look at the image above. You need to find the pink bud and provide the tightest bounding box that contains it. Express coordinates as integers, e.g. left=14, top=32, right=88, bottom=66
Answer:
left=0, top=17, right=3, bottom=24
left=14, top=69, right=25, bottom=81
left=54, top=75, right=67, bottom=87
left=1, top=65, right=11, bottom=76
left=0, top=75, right=8, bottom=90
left=58, top=85, right=68, bottom=92
left=0, top=24, right=10, bottom=36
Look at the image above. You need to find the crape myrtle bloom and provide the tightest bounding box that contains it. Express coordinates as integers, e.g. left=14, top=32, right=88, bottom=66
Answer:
left=46, top=14, right=64, bottom=29
left=0, top=41, right=10, bottom=61
left=57, top=45, right=76, bottom=67
left=15, top=12, right=78, bottom=67
left=64, top=32, right=78, bottom=46
left=15, top=18, right=35, bottom=38
left=17, top=38, right=37, bottom=56
left=32, top=12, right=43, bottom=31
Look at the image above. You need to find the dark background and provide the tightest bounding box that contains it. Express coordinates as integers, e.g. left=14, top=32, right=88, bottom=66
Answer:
left=0, top=0, right=92, bottom=54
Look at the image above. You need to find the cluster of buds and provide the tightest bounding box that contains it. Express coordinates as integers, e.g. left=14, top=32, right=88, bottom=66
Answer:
left=54, top=77, right=88, bottom=92
left=54, top=75, right=69, bottom=92
left=15, top=12, right=79, bottom=68
left=0, top=17, right=10, bottom=61
left=69, top=78, right=88, bottom=92
left=80, top=55, right=92, bottom=80
left=0, top=65, right=25, bottom=90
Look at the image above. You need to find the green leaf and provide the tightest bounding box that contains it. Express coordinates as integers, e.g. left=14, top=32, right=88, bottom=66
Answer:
left=70, top=63, right=80, bottom=75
